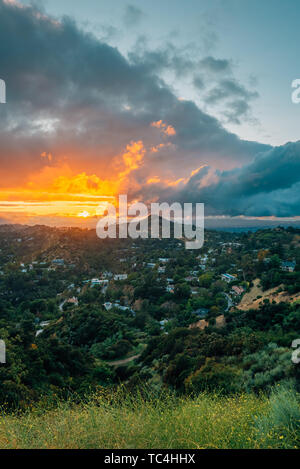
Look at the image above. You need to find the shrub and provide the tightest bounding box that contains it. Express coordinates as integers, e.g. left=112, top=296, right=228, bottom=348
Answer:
left=255, top=385, right=300, bottom=448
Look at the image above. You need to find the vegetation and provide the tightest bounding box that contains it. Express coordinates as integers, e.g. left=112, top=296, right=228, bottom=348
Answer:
left=0, top=224, right=299, bottom=448
left=0, top=385, right=298, bottom=449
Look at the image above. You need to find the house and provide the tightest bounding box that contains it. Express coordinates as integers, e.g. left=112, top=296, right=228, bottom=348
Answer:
left=114, top=274, right=128, bottom=281
left=221, top=273, right=236, bottom=283
left=102, top=271, right=113, bottom=279
left=115, top=305, right=134, bottom=313
left=281, top=261, right=296, bottom=272
left=40, top=321, right=51, bottom=328
left=158, top=266, right=166, bottom=274
left=197, top=254, right=208, bottom=263
left=99, top=279, right=109, bottom=285
left=159, top=319, right=169, bottom=329
left=103, top=302, right=135, bottom=315
left=185, top=276, right=195, bottom=282
left=159, top=258, right=169, bottom=263
left=66, top=297, right=78, bottom=306
left=231, top=285, right=245, bottom=296
left=147, top=263, right=156, bottom=269
left=91, top=278, right=101, bottom=286
left=52, top=259, right=64, bottom=266
left=192, top=308, right=208, bottom=318
left=166, top=285, right=175, bottom=293
left=221, top=242, right=241, bottom=249
left=191, top=270, right=199, bottom=276
left=35, top=320, right=51, bottom=337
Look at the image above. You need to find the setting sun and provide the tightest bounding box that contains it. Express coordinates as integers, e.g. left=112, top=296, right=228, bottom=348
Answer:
left=77, top=211, right=91, bottom=218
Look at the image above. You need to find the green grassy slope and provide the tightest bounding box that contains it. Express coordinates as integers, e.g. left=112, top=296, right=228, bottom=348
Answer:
left=0, top=387, right=299, bottom=449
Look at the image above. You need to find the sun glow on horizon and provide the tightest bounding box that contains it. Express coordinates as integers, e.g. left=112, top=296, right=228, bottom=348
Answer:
left=77, top=210, right=91, bottom=218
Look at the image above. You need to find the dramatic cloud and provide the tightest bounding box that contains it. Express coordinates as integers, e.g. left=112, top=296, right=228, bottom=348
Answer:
left=177, top=142, right=300, bottom=217
left=0, top=0, right=299, bottom=223
left=204, top=78, right=259, bottom=124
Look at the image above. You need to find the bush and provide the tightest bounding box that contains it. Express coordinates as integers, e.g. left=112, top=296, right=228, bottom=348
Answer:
left=255, top=385, right=300, bottom=448
left=185, top=358, right=242, bottom=394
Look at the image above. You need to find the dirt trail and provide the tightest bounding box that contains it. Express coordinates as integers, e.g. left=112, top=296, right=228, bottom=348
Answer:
left=107, top=354, right=141, bottom=367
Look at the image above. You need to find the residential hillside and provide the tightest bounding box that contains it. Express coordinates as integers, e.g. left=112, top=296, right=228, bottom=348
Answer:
left=0, top=225, right=299, bottom=410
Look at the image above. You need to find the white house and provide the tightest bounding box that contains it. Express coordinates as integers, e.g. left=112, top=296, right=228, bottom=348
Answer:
left=281, top=261, right=296, bottom=272
left=114, top=274, right=128, bottom=281
left=221, top=273, right=236, bottom=283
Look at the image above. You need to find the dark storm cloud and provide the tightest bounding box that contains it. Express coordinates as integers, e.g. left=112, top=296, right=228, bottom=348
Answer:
left=204, top=79, right=259, bottom=124
left=0, top=0, right=268, bottom=186
left=128, top=42, right=197, bottom=78
left=205, top=79, right=258, bottom=105
left=176, top=141, right=300, bottom=217
left=224, top=100, right=252, bottom=125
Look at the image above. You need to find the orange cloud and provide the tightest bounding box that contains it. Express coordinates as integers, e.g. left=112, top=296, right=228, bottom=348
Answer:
left=147, top=176, right=161, bottom=184
left=0, top=140, right=149, bottom=221
left=118, top=140, right=146, bottom=178
left=150, top=142, right=173, bottom=153
left=151, top=120, right=176, bottom=136
left=166, top=177, right=185, bottom=187
left=40, top=152, right=53, bottom=162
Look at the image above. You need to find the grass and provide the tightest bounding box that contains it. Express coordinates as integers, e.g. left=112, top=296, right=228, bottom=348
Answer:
left=0, top=386, right=299, bottom=449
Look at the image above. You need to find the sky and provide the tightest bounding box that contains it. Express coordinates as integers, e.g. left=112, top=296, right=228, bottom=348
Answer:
left=0, top=0, right=299, bottom=226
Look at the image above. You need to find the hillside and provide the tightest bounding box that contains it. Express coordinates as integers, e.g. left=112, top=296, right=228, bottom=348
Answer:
left=0, top=387, right=299, bottom=449
left=237, top=278, right=300, bottom=311
left=0, top=225, right=299, bottom=431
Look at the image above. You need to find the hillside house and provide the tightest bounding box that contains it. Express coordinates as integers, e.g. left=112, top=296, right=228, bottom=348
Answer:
left=281, top=261, right=296, bottom=272
left=221, top=273, right=236, bottom=283
left=231, top=285, right=245, bottom=296
left=114, top=274, right=128, bottom=281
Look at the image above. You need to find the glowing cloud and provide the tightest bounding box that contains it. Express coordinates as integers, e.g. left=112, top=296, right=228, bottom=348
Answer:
left=151, top=120, right=176, bottom=136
